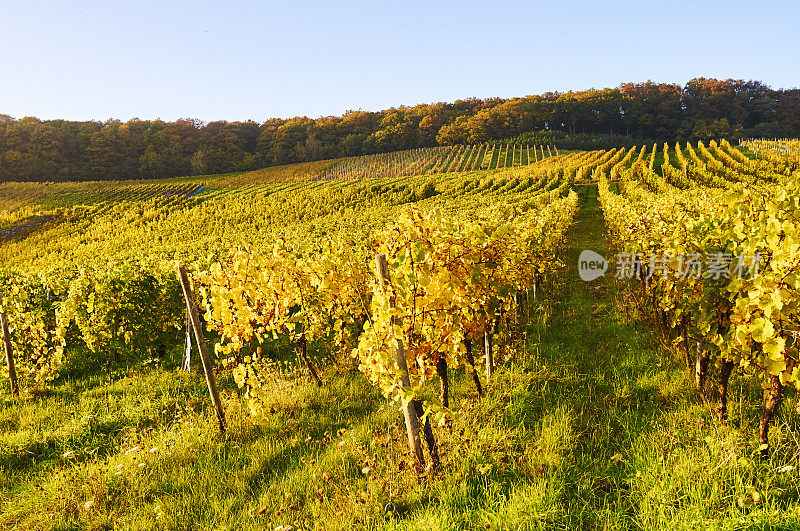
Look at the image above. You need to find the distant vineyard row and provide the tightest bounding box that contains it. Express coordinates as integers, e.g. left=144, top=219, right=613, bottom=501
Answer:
left=314, top=144, right=559, bottom=180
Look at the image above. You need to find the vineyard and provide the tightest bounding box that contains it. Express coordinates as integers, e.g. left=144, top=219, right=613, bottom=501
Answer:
left=313, top=144, right=559, bottom=181
left=2, top=139, right=800, bottom=529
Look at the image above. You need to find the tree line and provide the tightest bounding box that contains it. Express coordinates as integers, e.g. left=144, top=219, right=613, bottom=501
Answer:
left=1, top=78, right=798, bottom=182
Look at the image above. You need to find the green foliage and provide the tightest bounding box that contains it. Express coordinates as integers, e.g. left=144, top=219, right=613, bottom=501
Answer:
left=2, top=79, right=799, bottom=182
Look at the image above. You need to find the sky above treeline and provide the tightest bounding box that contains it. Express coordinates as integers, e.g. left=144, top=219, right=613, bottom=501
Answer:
left=1, top=0, right=798, bottom=123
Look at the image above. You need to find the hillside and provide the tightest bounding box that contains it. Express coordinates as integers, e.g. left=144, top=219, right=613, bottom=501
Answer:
left=2, top=140, right=800, bottom=528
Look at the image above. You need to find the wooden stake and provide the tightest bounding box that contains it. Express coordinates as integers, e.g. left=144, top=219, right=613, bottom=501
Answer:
left=375, top=254, right=425, bottom=468
left=183, top=308, right=193, bottom=372
left=0, top=293, right=19, bottom=396
left=177, top=265, right=226, bottom=434
left=695, top=340, right=709, bottom=401
left=484, top=323, right=493, bottom=380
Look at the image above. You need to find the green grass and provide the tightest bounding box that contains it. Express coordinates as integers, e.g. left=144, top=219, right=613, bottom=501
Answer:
left=3, top=185, right=800, bottom=529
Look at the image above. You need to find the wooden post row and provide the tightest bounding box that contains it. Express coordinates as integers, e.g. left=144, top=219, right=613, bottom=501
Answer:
left=0, top=293, right=19, bottom=396
left=374, top=254, right=426, bottom=467
left=177, top=265, right=227, bottom=434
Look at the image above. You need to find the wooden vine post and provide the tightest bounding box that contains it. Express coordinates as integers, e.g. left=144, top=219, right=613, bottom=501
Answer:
left=0, top=293, right=19, bottom=396
left=695, top=340, right=709, bottom=401
left=374, top=254, right=426, bottom=467
left=177, top=265, right=226, bottom=434
left=484, top=322, right=494, bottom=380
left=183, top=308, right=193, bottom=372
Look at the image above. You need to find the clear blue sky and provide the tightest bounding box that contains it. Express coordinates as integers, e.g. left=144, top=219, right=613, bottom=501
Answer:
left=1, top=0, right=798, bottom=123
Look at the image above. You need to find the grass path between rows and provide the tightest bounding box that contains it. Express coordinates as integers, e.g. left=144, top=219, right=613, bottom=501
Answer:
left=526, top=182, right=670, bottom=528
left=532, top=184, right=800, bottom=529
